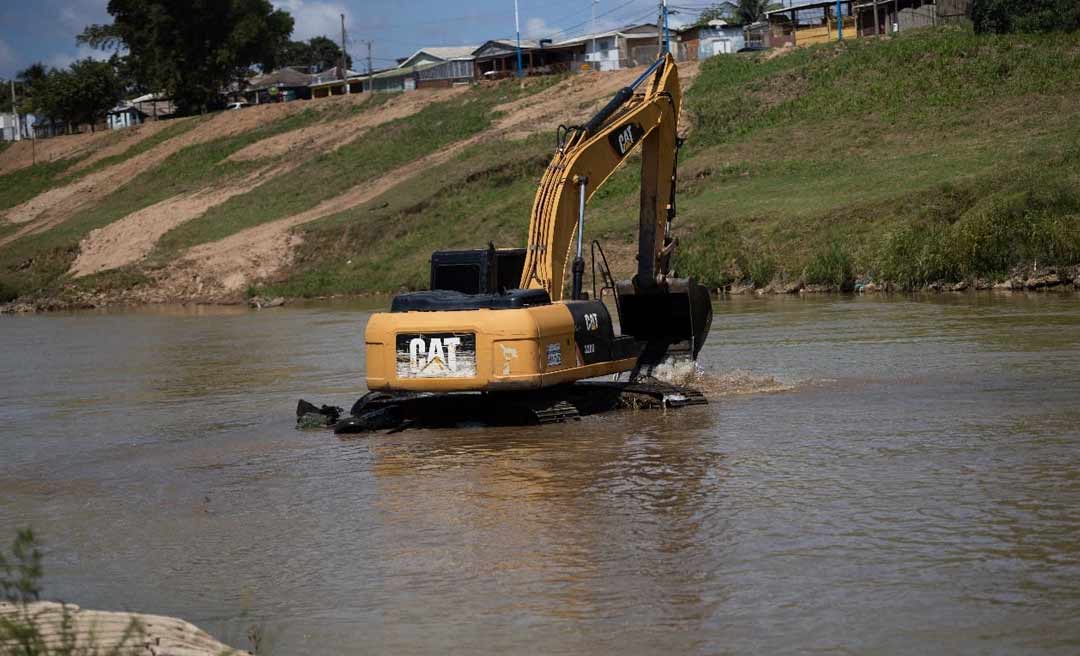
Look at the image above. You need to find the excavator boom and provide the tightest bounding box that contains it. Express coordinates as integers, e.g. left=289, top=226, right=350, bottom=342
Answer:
left=520, top=55, right=681, bottom=299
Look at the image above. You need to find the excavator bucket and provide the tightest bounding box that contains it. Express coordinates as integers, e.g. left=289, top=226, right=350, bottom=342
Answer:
left=615, top=277, right=713, bottom=370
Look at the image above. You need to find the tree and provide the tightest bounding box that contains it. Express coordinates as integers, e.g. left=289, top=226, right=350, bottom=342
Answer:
left=276, top=36, right=352, bottom=72
left=972, top=0, right=1080, bottom=33
left=737, top=0, right=772, bottom=25
left=696, top=3, right=735, bottom=26
left=0, top=64, right=47, bottom=114
left=36, top=59, right=123, bottom=132
left=695, top=0, right=773, bottom=26
left=79, top=0, right=294, bottom=113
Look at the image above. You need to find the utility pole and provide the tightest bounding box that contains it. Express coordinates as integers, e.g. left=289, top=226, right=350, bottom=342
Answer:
left=10, top=79, right=20, bottom=142
left=836, top=0, right=843, bottom=40
left=340, top=13, right=350, bottom=93
left=514, top=0, right=523, bottom=78
left=590, top=0, right=598, bottom=69
left=657, top=0, right=672, bottom=56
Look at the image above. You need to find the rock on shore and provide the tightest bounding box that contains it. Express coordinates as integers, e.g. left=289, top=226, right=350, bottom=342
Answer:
left=0, top=601, right=244, bottom=655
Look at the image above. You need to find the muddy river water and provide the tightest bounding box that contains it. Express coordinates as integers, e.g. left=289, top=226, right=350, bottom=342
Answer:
left=2, top=294, right=1079, bottom=654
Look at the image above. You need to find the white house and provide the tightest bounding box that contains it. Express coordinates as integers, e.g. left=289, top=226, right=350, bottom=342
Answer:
left=557, top=24, right=661, bottom=72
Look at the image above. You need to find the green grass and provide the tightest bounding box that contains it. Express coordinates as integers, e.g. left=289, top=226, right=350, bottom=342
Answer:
left=61, top=117, right=202, bottom=181
left=251, top=28, right=1080, bottom=297
left=256, top=135, right=551, bottom=298
left=0, top=120, right=199, bottom=215
left=0, top=156, right=85, bottom=213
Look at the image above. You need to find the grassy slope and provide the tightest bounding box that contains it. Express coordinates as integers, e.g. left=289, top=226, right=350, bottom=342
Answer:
left=669, top=26, right=1080, bottom=288
left=0, top=79, right=560, bottom=300
left=4, top=28, right=1079, bottom=302
left=151, top=78, right=559, bottom=260
left=255, top=27, right=1080, bottom=298
left=0, top=99, right=376, bottom=296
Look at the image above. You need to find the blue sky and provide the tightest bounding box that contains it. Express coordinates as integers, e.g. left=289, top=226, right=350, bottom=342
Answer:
left=0, top=0, right=703, bottom=78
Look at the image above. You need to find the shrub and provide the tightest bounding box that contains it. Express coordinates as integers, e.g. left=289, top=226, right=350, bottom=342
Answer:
left=877, top=222, right=958, bottom=289
left=0, top=280, right=16, bottom=304
left=804, top=241, right=855, bottom=288
left=0, top=529, right=144, bottom=656
left=746, top=253, right=777, bottom=288
left=973, top=0, right=1080, bottom=34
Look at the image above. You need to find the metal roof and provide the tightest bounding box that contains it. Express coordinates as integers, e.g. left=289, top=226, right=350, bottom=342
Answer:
left=765, top=0, right=855, bottom=14
left=553, top=24, right=660, bottom=47
left=249, top=67, right=317, bottom=90
left=403, top=45, right=478, bottom=63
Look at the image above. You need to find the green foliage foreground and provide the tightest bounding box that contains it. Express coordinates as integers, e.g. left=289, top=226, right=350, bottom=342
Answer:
left=0, top=529, right=145, bottom=656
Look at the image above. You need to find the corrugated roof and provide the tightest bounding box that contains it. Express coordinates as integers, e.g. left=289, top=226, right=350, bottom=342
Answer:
left=408, top=45, right=478, bottom=61
left=249, top=67, right=315, bottom=90
left=553, top=24, right=660, bottom=47
left=476, top=38, right=543, bottom=51
left=373, top=61, right=441, bottom=79
left=765, top=0, right=851, bottom=14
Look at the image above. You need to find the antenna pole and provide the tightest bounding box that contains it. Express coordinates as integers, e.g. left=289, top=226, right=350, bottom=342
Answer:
left=514, top=0, right=524, bottom=78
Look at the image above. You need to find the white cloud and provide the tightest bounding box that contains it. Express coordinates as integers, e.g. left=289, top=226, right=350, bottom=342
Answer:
left=523, top=17, right=553, bottom=39
left=58, top=0, right=110, bottom=33
left=272, top=0, right=351, bottom=41
left=46, top=43, right=107, bottom=70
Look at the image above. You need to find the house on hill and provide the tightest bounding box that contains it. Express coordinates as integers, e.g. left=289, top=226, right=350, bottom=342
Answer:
left=764, top=0, right=858, bottom=47
left=106, top=92, right=176, bottom=130
left=677, top=20, right=746, bottom=59
left=472, top=39, right=582, bottom=78
left=557, top=24, right=661, bottom=72
left=246, top=67, right=317, bottom=103
left=397, top=45, right=477, bottom=88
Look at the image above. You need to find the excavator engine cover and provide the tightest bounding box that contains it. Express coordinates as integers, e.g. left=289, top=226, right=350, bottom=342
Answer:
left=615, top=277, right=713, bottom=362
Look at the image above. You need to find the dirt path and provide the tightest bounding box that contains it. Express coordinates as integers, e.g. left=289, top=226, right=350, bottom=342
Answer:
left=151, top=139, right=475, bottom=301
left=0, top=99, right=316, bottom=247
left=227, top=87, right=467, bottom=163
left=150, top=66, right=703, bottom=300
left=0, top=129, right=121, bottom=176
left=66, top=119, right=184, bottom=174
left=69, top=89, right=465, bottom=279
left=69, top=169, right=274, bottom=277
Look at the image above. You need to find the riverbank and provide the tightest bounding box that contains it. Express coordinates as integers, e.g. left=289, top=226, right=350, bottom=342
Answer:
left=2, top=265, right=1077, bottom=315
left=1, top=28, right=1077, bottom=308
left=0, top=601, right=243, bottom=655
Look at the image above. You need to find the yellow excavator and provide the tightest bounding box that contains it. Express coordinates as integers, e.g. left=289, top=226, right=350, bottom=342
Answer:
left=331, top=51, right=712, bottom=432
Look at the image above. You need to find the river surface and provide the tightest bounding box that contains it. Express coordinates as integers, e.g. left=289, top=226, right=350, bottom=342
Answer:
left=2, top=294, right=1080, bottom=654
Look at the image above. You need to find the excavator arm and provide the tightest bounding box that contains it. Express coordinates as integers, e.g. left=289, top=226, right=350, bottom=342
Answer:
left=520, top=54, right=682, bottom=300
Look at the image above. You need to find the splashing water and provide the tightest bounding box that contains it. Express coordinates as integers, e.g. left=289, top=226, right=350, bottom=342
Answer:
left=650, top=357, right=795, bottom=396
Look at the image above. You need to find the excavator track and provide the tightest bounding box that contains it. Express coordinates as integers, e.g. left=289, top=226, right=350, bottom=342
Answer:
left=305, top=379, right=706, bottom=435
